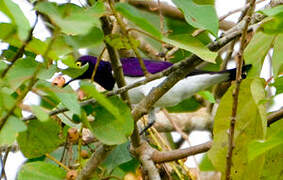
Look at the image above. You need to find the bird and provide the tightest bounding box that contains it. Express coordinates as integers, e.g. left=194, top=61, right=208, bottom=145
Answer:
left=63, top=55, right=251, bottom=133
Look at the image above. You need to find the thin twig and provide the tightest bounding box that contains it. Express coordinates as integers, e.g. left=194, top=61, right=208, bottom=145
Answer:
left=91, top=47, right=106, bottom=82
left=45, top=153, right=70, bottom=171
left=225, top=1, right=256, bottom=179
left=219, top=0, right=266, bottom=21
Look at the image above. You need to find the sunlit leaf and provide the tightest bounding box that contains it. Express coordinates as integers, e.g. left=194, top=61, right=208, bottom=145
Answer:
left=172, top=0, right=218, bottom=36
left=17, top=162, right=66, bottom=180
left=163, top=35, right=217, bottom=63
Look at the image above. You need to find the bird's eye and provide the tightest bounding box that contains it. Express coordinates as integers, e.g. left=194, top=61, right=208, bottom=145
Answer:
left=76, top=61, right=82, bottom=67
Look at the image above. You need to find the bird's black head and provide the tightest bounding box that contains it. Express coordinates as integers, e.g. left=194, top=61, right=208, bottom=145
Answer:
left=64, top=56, right=116, bottom=91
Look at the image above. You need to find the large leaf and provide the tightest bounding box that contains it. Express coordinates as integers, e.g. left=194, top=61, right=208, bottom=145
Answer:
left=0, top=116, right=26, bottom=146
left=17, top=162, right=66, bottom=180
left=208, top=78, right=267, bottom=179
left=172, top=0, right=218, bottom=36
left=17, top=119, right=64, bottom=158
left=0, top=0, right=30, bottom=40
left=35, top=2, right=104, bottom=35
left=163, top=34, right=217, bottom=63
left=115, top=3, right=162, bottom=39
left=80, top=82, right=133, bottom=145
left=244, top=32, right=275, bottom=78
left=272, top=34, right=283, bottom=76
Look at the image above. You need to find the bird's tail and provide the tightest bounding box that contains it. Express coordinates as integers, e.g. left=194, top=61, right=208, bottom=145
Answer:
left=227, top=64, right=252, bottom=80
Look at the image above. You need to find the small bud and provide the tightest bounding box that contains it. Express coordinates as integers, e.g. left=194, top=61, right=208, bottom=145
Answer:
left=80, top=150, right=89, bottom=159
left=66, top=170, right=78, bottom=180
left=68, top=128, right=79, bottom=143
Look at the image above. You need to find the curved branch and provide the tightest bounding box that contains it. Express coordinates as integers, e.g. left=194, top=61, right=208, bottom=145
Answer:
left=267, top=108, right=283, bottom=126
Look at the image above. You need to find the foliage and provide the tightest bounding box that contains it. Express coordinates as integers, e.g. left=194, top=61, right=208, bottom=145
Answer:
left=0, top=0, right=282, bottom=179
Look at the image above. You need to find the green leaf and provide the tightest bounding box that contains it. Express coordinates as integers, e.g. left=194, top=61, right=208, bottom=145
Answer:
left=199, top=154, right=215, bottom=171
left=103, top=142, right=133, bottom=172
left=260, top=119, right=283, bottom=179
left=17, top=162, right=66, bottom=180
left=81, top=83, right=133, bottom=145
left=105, top=34, right=139, bottom=50
left=61, top=63, right=89, bottom=78
left=172, top=0, right=218, bottom=36
left=0, top=116, right=26, bottom=146
left=248, top=131, right=283, bottom=162
left=166, top=97, right=201, bottom=112
left=244, top=32, right=275, bottom=78
left=55, top=87, right=81, bottom=116
left=17, top=119, right=64, bottom=158
left=115, top=3, right=162, bottom=39
left=38, top=64, right=57, bottom=80
left=208, top=78, right=267, bottom=179
left=0, top=0, right=30, bottom=40
left=197, top=90, right=216, bottom=103
left=259, top=5, right=283, bottom=16
left=272, top=34, right=283, bottom=76
left=5, top=57, right=38, bottom=90
left=259, top=15, right=283, bottom=34
left=64, top=27, right=104, bottom=49
left=162, top=34, right=217, bottom=63
left=31, top=106, right=49, bottom=122
left=35, top=2, right=104, bottom=35
left=271, top=76, right=283, bottom=95
left=0, top=23, right=16, bottom=40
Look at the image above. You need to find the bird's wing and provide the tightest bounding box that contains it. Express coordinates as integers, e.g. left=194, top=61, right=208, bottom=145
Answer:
left=120, top=57, right=173, bottom=77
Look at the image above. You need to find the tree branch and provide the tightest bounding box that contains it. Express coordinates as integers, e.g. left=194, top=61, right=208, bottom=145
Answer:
left=152, top=141, right=212, bottom=163
left=267, top=108, right=283, bottom=126
left=76, top=144, right=113, bottom=180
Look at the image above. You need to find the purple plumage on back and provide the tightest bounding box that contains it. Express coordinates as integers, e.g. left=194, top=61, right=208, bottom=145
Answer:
left=78, top=56, right=173, bottom=77
left=120, top=57, right=173, bottom=76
